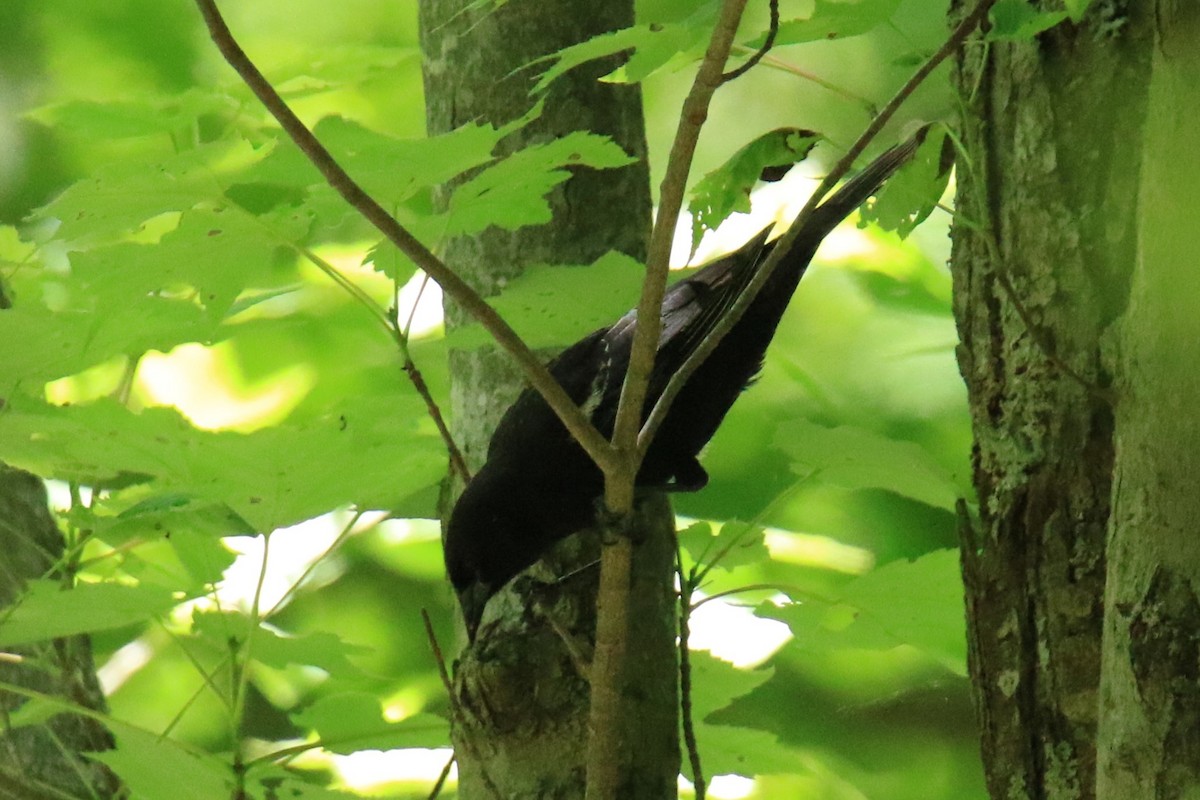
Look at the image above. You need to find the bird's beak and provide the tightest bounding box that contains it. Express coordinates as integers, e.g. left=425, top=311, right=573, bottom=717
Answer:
left=457, top=581, right=492, bottom=642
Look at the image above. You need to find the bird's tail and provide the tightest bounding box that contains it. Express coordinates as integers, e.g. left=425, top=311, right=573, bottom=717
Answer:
left=807, top=124, right=930, bottom=234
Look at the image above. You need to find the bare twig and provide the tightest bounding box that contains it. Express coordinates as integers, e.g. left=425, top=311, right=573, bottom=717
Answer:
left=676, top=550, right=706, bottom=800
left=387, top=304, right=472, bottom=483
left=264, top=509, right=365, bottom=618
left=192, top=0, right=618, bottom=476
left=290, top=244, right=471, bottom=479
left=420, top=609, right=454, bottom=704
left=609, top=0, right=749, bottom=477
left=638, top=0, right=1000, bottom=456
left=586, top=3, right=751, bottom=798
left=420, top=609, right=502, bottom=800
left=231, top=532, right=272, bottom=742
left=734, top=48, right=878, bottom=114
left=721, top=0, right=779, bottom=83
left=426, top=751, right=455, bottom=800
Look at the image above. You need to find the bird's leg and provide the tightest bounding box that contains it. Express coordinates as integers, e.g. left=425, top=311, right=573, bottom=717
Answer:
left=636, top=456, right=710, bottom=495
left=667, top=457, right=709, bottom=492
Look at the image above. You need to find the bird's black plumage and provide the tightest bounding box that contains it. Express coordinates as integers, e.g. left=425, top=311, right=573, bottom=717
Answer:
left=446, top=134, right=921, bottom=639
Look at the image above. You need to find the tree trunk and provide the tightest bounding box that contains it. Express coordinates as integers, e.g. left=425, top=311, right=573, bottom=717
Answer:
left=418, top=2, right=677, bottom=797
left=0, top=465, right=118, bottom=800
left=1096, top=4, right=1200, bottom=797
left=949, top=3, right=1152, bottom=799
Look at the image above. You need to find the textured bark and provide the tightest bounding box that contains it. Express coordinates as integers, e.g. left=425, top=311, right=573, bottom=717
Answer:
left=419, top=1, right=677, bottom=797
left=1096, top=5, right=1200, bottom=797
left=949, top=3, right=1150, bottom=799
left=0, top=465, right=117, bottom=800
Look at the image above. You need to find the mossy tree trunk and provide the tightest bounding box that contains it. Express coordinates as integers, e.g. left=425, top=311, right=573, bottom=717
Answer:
left=950, top=2, right=1200, bottom=798
left=0, top=465, right=117, bottom=800
left=418, top=1, right=678, bottom=797
left=1096, top=4, right=1200, bottom=796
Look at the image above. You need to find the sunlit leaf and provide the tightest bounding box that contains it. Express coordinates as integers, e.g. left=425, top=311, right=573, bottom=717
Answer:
left=689, top=129, right=820, bottom=252
left=685, top=650, right=800, bottom=777
left=679, top=519, right=770, bottom=575
left=860, top=128, right=952, bottom=239
left=446, top=249, right=643, bottom=349
left=765, top=0, right=902, bottom=46
left=95, top=722, right=234, bottom=800
left=765, top=548, right=967, bottom=673
left=531, top=5, right=717, bottom=92
left=292, top=693, right=449, bottom=753
left=0, top=579, right=178, bottom=647
left=445, top=132, right=636, bottom=235
left=773, top=419, right=960, bottom=511
left=35, top=139, right=266, bottom=243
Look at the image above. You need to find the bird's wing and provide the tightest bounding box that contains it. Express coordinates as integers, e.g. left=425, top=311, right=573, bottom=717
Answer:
left=654, top=226, right=775, bottom=371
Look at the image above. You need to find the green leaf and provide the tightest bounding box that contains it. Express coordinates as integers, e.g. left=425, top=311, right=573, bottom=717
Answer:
left=446, top=249, right=643, bottom=349
left=989, top=0, right=1069, bottom=41
left=35, top=139, right=266, bottom=243
left=246, top=766, right=361, bottom=799
left=32, top=90, right=236, bottom=140
left=0, top=579, right=178, bottom=647
left=767, top=0, right=902, bottom=46
left=531, top=6, right=716, bottom=92
left=270, top=44, right=419, bottom=99
left=69, top=204, right=306, bottom=321
left=689, top=129, right=820, bottom=252
left=246, top=117, right=503, bottom=209
left=0, top=394, right=446, bottom=532
left=773, top=419, right=960, bottom=511
left=0, top=302, right=209, bottom=387
left=445, top=131, right=636, bottom=235
left=6, top=697, right=60, bottom=730
left=94, top=722, right=233, bottom=800
left=767, top=549, right=967, bottom=674
left=860, top=128, right=951, bottom=239
left=685, top=651, right=800, bottom=777
left=292, top=693, right=449, bottom=753
left=679, top=519, right=770, bottom=575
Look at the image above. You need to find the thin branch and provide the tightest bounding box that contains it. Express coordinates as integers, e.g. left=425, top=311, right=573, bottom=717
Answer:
left=734, top=48, right=878, bottom=114
left=586, top=4, right=751, bottom=799
left=192, top=0, right=618, bottom=476
left=294, top=243, right=471, bottom=482
left=689, top=582, right=838, bottom=611
left=425, top=751, right=455, bottom=800
left=388, top=303, right=472, bottom=484
left=263, top=508, right=364, bottom=618
left=638, top=0, right=1000, bottom=456
left=231, top=532, right=272, bottom=743
left=420, top=609, right=453, bottom=698
left=390, top=274, right=471, bottom=481
left=720, top=0, right=779, bottom=83
left=609, top=0, right=751, bottom=483
left=420, top=609, right=502, bottom=800
left=677, top=550, right=706, bottom=800
left=293, top=244, right=391, bottom=331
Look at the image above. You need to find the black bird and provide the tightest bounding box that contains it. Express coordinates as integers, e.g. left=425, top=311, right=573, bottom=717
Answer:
left=446, top=132, right=922, bottom=639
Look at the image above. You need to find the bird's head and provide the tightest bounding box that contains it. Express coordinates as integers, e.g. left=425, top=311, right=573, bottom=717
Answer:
left=444, top=467, right=549, bottom=640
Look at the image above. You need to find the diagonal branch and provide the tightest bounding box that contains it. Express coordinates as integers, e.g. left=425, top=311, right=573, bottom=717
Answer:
left=609, top=0, right=751, bottom=498
left=192, top=0, right=619, bottom=476
left=586, top=4, right=750, bottom=800
left=720, top=0, right=779, bottom=84
left=637, top=0, right=1000, bottom=456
